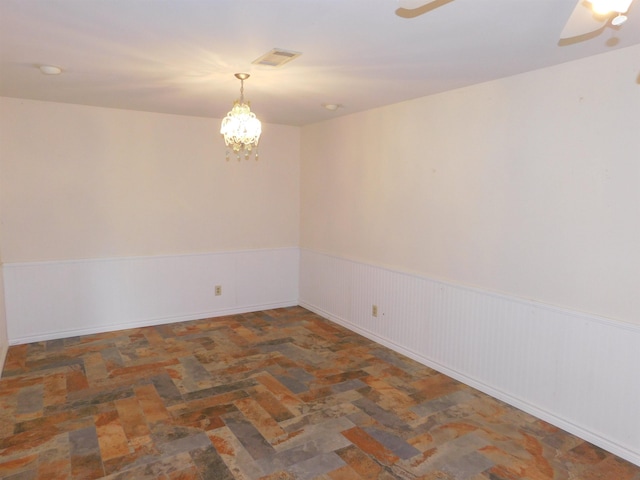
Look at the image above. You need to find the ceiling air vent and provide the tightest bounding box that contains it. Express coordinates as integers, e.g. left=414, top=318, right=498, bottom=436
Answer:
left=252, top=48, right=302, bottom=67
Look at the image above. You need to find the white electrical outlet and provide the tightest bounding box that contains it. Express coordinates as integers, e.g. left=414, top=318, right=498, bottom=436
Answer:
left=215, top=285, right=222, bottom=296
left=372, top=305, right=378, bottom=317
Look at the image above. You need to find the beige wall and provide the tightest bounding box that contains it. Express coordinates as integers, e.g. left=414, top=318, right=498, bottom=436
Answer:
left=0, top=164, right=6, bottom=362
left=0, top=98, right=300, bottom=262
left=0, top=249, right=7, bottom=364
left=301, top=44, right=640, bottom=325
left=0, top=163, right=7, bottom=359
left=1, top=45, right=638, bottom=328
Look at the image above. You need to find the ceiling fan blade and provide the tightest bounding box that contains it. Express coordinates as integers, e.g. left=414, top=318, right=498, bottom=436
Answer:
left=396, top=0, right=455, bottom=19
left=560, top=0, right=607, bottom=40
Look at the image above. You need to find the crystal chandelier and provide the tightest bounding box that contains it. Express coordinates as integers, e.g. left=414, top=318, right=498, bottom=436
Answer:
left=220, top=73, right=262, bottom=160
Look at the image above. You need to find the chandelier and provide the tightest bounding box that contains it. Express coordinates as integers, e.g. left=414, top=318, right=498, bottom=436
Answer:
left=220, top=73, right=262, bottom=160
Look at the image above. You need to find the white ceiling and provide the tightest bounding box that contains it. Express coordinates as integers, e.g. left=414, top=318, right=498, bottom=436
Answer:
left=1, top=0, right=639, bottom=126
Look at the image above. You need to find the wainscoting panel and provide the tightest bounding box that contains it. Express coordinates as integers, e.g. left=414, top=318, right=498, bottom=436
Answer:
left=299, top=248, right=640, bottom=466
left=3, top=248, right=299, bottom=345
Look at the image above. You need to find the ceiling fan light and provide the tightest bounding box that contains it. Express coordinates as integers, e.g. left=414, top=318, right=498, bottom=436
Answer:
left=611, top=13, right=628, bottom=24
left=588, top=0, right=633, bottom=15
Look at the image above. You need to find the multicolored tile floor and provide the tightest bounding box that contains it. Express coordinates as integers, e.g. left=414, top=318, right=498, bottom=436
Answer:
left=1, top=306, right=639, bottom=479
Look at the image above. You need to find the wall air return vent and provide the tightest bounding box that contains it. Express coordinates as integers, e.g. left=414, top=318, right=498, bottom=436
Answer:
left=252, top=48, right=302, bottom=67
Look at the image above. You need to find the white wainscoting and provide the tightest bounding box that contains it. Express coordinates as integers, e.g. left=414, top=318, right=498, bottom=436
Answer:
left=299, top=248, right=640, bottom=466
left=3, top=248, right=299, bottom=345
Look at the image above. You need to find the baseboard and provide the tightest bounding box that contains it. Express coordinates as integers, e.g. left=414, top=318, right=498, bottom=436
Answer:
left=300, top=300, right=640, bottom=466
left=0, top=343, right=8, bottom=377
left=10, top=301, right=298, bottom=345
left=298, top=249, right=640, bottom=467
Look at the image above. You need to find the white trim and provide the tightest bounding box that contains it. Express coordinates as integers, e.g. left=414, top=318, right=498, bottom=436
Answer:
left=11, top=301, right=297, bottom=345
left=0, top=344, right=7, bottom=375
left=299, top=248, right=640, bottom=334
left=3, top=247, right=300, bottom=268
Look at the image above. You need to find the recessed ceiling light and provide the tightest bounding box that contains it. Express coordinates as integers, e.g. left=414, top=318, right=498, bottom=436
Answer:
left=322, top=103, right=342, bottom=111
left=39, top=65, right=62, bottom=75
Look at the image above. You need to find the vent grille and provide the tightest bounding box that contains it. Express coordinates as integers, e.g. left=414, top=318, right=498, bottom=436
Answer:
left=252, top=48, right=302, bottom=67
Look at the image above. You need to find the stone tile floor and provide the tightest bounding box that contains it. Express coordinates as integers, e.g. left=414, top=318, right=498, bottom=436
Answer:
left=1, top=306, right=639, bottom=479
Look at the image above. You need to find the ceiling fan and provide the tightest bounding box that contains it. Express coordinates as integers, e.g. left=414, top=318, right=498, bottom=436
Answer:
left=395, top=0, right=635, bottom=44
left=559, top=0, right=634, bottom=44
